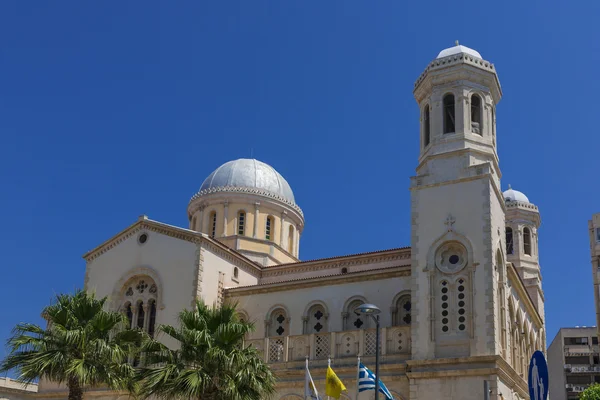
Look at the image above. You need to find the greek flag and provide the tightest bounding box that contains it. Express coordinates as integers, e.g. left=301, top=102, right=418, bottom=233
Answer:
left=357, top=362, right=393, bottom=400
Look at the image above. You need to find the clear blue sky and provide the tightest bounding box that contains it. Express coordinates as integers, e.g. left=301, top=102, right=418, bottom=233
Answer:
left=1, top=1, right=599, bottom=361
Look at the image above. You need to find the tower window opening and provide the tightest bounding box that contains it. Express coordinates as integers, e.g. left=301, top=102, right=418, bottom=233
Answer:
left=265, top=216, right=273, bottom=241
left=523, top=227, right=532, bottom=255
left=233, top=267, right=239, bottom=279
left=210, top=212, right=217, bottom=238
left=237, top=211, right=246, bottom=235
left=471, top=94, right=482, bottom=135
left=443, top=94, right=455, bottom=134
left=424, top=105, right=431, bottom=146
left=506, top=227, right=514, bottom=255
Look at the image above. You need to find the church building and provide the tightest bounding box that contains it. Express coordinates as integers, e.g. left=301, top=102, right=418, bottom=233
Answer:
left=1, top=44, right=546, bottom=400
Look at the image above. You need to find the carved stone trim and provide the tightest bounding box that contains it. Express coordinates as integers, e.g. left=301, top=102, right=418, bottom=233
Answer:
left=190, top=186, right=304, bottom=217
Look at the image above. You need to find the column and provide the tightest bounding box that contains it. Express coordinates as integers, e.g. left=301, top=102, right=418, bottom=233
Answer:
left=198, top=205, right=205, bottom=233
left=280, top=211, right=287, bottom=246
left=295, top=225, right=301, bottom=257
left=253, top=202, right=260, bottom=238
left=222, top=202, right=229, bottom=237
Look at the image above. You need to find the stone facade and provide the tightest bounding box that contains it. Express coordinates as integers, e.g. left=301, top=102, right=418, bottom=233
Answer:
left=1, top=44, right=546, bottom=400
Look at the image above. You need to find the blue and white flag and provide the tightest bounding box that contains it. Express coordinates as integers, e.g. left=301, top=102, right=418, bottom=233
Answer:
left=357, top=362, right=394, bottom=400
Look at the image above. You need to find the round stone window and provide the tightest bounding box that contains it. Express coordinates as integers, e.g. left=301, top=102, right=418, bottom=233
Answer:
left=138, top=233, right=148, bottom=245
left=435, top=242, right=467, bottom=274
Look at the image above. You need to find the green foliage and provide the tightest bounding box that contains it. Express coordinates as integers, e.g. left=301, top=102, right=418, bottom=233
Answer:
left=581, top=384, right=600, bottom=400
left=136, top=300, right=276, bottom=400
left=0, top=290, right=140, bottom=400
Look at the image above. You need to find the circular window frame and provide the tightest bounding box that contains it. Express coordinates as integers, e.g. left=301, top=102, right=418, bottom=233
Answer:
left=435, top=242, right=467, bottom=274
left=138, top=232, right=149, bottom=245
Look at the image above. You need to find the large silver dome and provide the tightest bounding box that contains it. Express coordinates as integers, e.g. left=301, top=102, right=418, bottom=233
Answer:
left=199, top=159, right=296, bottom=204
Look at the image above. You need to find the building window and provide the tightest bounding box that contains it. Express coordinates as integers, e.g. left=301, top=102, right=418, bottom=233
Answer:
left=120, top=276, right=158, bottom=337
left=424, top=105, right=431, bottom=146
left=233, top=267, right=239, bottom=279
left=345, top=299, right=368, bottom=330
left=523, top=227, right=532, bottom=255
left=268, top=309, right=289, bottom=337
left=443, top=94, right=455, bottom=134
left=237, top=211, right=246, bottom=235
left=265, top=216, right=273, bottom=241
left=594, top=336, right=599, bottom=345
left=136, top=302, right=145, bottom=329
left=565, top=337, right=589, bottom=345
left=148, top=300, right=156, bottom=338
left=306, top=304, right=328, bottom=334
left=210, top=212, right=217, bottom=238
left=440, top=280, right=449, bottom=333
left=288, top=225, right=294, bottom=253
left=506, top=228, right=514, bottom=255
left=394, top=294, right=411, bottom=326
left=471, top=94, right=482, bottom=135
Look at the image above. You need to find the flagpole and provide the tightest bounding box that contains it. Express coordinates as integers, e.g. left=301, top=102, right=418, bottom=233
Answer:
left=327, top=358, right=331, bottom=400
left=306, top=356, right=309, bottom=400
left=355, top=355, right=361, bottom=400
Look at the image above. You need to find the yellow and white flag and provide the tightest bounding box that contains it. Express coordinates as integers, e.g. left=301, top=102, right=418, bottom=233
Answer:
left=325, top=359, right=347, bottom=399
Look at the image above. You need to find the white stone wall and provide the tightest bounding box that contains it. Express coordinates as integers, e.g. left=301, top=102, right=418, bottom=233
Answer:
left=84, top=229, right=199, bottom=333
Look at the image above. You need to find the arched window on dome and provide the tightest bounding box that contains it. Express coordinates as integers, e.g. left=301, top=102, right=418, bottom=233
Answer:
left=209, top=211, right=217, bottom=238
left=506, top=227, right=514, bottom=255
left=237, top=211, right=246, bottom=236
left=523, top=227, right=532, bottom=255
left=265, top=216, right=274, bottom=241
left=288, top=225, right=294, bottom=254
left=471, top=94, right=482, bottom=135
left=443, top=94, right=455, bottom=134
left=423, top=105, right=431, bottom=147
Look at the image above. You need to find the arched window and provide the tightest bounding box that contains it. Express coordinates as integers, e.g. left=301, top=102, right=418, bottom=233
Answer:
left=424, top=105, right=431, bottom=146
left=471, top=94, right=482, bottom=135
left=443, top=94, right=455, bottom=134
left=393, top=294, right=411, bottom=326
left=136, top=301, right=145, bottom=329
left=191, top=216, right=197, bottom=231
left=305, top=304, right=327, bottom=334
left=148, top=300, right=156, bottom=338
left=345, top=299, right=368, bottom=330
left=265, top=216, right=273, bottom=241
left=210, top=211, right=217, bottom=238
left=237, top=211, right=246, bottom=235
left=523, top=228, right=532, bottom=255
left=506, top=227, right=514, bottom=255
left=288, top=225, right=294, bottom=253
left=268, top=308, right=289, bottom=337
left=233, top=267, right=239, bottom=279
left=120, top=277, right=158, bottom=336
left=124, top=302, right=133, bottom=328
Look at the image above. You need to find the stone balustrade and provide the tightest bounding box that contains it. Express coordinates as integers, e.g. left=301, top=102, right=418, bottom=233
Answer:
left=244, top=326, right=411, bottom=363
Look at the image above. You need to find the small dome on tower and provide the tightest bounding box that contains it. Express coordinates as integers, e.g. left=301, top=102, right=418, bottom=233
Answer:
left=436, top=43, right=482, bottom=59
left=198, top=158, right=296, bottom=204
left=503, top=186, right=530, bottom=203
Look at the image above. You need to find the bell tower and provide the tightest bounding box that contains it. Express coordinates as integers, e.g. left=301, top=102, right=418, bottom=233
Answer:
left=410, top=43, right=505, bottom=361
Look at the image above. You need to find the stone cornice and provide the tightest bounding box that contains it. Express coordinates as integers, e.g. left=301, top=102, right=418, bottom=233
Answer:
left=507, top=262, right=543, bottom=328
left=263, top=248, right=411, bottom=277
left=82, top=217, right=261, bottom=275
left=225, top=266, right=410, bottom=296
left=189, top=185, right=304, bottom=218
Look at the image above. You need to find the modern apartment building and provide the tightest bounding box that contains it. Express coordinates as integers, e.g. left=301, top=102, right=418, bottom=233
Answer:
left=548, top=327, right=600, bottom=399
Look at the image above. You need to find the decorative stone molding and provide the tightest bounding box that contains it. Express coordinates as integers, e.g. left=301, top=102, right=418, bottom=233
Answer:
left=414, top=54, right=496, bottom=89
left=190, top=185, right=304, bottom=218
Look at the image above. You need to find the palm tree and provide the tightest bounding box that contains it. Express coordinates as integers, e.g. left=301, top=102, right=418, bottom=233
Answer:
left=0, top=290, right=140, bottom=400
left=136, top=300, right=276, bottom=400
